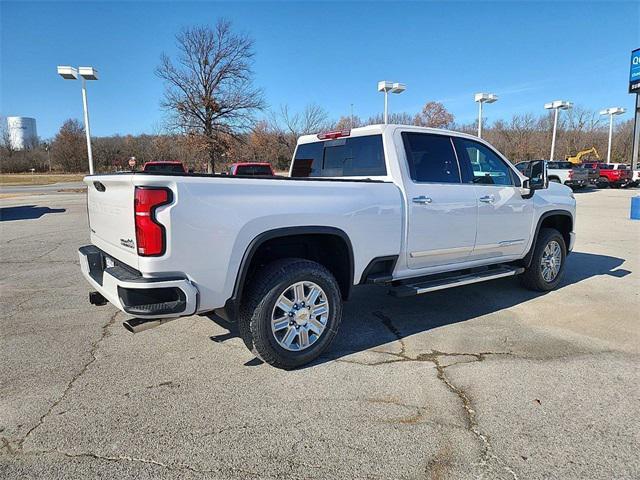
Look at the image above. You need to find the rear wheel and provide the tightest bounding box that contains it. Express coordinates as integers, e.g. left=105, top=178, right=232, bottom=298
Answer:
left=521, top=228, right=567, bottom=292
left=239, top=258, right=342, bottom=369
left=598, top=176, right=610, bottom=188
left=549, top=177, right=561, bottom=184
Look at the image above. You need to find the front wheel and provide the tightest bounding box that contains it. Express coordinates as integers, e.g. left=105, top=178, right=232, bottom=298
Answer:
left=239, top=258, right=342, bottom=369
left=521, top=228, right=567, bottom=292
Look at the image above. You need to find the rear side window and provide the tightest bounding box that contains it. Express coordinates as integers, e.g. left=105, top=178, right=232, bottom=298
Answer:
left=291, top=135, right=386, bottom=177
left=401, top=133, right=460, bottom=183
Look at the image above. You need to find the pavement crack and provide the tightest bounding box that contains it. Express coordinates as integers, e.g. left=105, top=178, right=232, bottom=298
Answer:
left=372, top=310, right=407, bottom=357
left=433, top=358, right=518, bottom=479
left=347, top=312, right=519, bottom=479
left=43, top=449, right=264, bottom=477
left=14, top=309, right=120, bottom=452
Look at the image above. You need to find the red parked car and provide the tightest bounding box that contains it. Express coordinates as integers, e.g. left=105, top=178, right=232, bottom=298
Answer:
left=581, top=162, right=632, bottom=188
left=228, top=162, right=275, bottom=176
left=142, top=161, right=188, bottom=174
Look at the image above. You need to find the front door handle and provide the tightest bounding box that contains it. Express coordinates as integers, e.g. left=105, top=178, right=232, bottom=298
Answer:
left=412, top=196, right=433, bottom=205
left=479, top=195, right=495, bottom=204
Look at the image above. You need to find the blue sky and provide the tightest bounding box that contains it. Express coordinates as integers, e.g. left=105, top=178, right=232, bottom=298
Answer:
left=1, top=1, right=638, bottom=139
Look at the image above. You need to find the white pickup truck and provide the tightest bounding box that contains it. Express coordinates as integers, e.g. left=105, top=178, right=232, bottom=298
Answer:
left=79, top=125, right=576, bottom=368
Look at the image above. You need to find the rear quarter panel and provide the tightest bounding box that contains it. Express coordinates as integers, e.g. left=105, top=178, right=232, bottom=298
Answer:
left=132, top=175, right=403, bottom=312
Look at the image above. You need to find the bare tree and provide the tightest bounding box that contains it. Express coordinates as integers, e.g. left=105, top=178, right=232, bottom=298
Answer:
left=156, top=20, right=265, bottom=172
left=414, top=101, right=455, bottom=128
left=365, top=112, right=415, bottom=126
left=333, top=115, right=363, bottom=130
left=51, top=119, right=87, bottom=172
left=276, top=104, right=331, bottom=137
left=0, top=119, right=14, bottom=158
left=270, top=103, right=331, bottom=155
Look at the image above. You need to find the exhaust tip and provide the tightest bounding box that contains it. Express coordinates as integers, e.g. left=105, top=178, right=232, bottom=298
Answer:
left=122, top=320, right=135, bottom=333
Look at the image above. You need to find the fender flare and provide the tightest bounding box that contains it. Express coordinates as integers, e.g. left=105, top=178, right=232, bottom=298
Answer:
left=522, top=210, right=573, bottom=268
left=229, top=226, right=355, bottom=307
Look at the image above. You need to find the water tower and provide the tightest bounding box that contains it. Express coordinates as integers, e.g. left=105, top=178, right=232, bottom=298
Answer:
left=7, top=117, right=38, bottom=150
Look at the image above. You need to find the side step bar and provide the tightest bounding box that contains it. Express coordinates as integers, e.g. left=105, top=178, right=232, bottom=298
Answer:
left=389, top=266, right=524, bottom=297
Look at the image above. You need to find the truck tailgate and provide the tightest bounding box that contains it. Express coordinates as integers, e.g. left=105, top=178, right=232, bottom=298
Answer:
left=85, top=175, right=139, bottom=269
left=571, top=168, right=589, bottom=181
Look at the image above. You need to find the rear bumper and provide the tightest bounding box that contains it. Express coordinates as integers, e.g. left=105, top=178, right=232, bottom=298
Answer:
left=565, top=180, right=588, bottom=187
left=78, top=245, right=198, bottom=318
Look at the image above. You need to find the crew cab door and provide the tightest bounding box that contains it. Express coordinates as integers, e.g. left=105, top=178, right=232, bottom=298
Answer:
left=453, top=138, right=533, bottom=259
left=401, top=132, right=478, bottom=269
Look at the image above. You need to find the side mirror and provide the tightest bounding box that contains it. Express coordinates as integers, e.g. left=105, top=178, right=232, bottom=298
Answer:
left=527, top=160, right=548, bottom=190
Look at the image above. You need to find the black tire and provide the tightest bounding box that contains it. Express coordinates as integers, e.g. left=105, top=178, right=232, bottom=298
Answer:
left=549, top=177, right=561, bottom=183
left=520, top=228, right=567, bottom=292
left=598, top=177, right=610, bottom=188
left=238, top=258, right=342, bottom=369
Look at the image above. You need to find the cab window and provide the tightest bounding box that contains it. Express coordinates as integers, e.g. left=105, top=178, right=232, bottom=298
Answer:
left=401, top=132, right=461, bottom=183
left=454, top=138, right=518, bottom=186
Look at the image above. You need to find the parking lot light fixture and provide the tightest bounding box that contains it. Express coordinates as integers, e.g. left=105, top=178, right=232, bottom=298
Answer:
left=378, top=81, right=406, bottom=124
left=57, top=65, right=99, bottom=174
left=474, top=93, right=498, bottom=138
left=544, top=100, right=572, bottom=161
left=600, top=107, right=626, bottom=164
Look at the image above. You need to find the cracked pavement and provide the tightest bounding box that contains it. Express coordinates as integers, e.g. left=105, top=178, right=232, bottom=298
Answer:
left=1, top=189, right=639, bottom=479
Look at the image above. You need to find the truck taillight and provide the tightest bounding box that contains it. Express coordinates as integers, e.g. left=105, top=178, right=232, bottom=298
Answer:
left=567, top=170, right=573, bottom=179
left=134, top=187, right=171, bottom=256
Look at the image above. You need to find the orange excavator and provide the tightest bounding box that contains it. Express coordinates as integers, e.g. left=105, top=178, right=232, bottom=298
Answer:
left=566, top=147, right=600, bottom=165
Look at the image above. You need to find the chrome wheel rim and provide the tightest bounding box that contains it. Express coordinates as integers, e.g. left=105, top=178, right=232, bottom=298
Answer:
left=540, top=240, right=562, bottom=282
left=271, top=281, right=329, bottom=352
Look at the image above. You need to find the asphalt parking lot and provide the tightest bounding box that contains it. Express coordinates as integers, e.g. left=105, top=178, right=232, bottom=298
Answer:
left=1, top=187, right=639, bottom=479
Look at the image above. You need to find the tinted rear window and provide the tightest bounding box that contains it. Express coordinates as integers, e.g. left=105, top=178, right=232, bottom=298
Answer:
left=234, top=165, right=273, bottom=175
left=144, top=164, right=184, bottom=173
left=548, top=162, right=573, bottom=169
left=291, top=135, right=386, bottom=177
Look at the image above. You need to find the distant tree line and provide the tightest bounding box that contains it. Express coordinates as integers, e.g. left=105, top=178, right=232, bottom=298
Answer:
left=0, top=18, right=634, bottom=173
left=0, top=106, right=633, bottom=174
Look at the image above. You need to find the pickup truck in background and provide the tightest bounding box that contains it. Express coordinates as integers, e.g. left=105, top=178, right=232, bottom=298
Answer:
left=516, top=161, right=588, bottom=190
left=581, top=162, right=632, bottom=188
left=79, top=125, right=576, bottom=369
left=228, top=162, right=275, bottom=176
left=142, top=161, right=188, bottom=174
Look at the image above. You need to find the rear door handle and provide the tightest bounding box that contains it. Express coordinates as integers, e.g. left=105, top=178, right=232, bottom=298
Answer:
left=479, top=195, right=495, bottom=204
left=412, top=196, right=433, bottom=205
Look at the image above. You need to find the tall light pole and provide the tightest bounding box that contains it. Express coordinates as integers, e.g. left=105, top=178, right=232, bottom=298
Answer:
left=599, top=107, right=626, bottom=164
left=544, top=100, right=572, bottom=161
left=57, top=66, right=98, bottom=174
left=474, top=93, right=498, bottom=138
left=378, top=81, right=406, bottom=124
